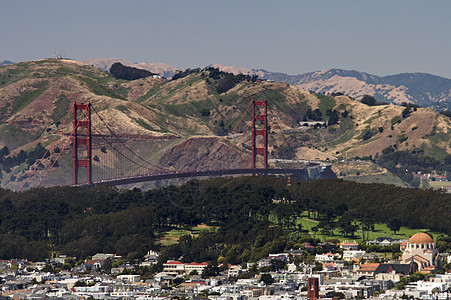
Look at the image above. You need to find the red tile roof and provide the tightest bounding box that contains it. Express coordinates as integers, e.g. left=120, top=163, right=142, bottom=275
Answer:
left=165, top=261, right=184, bottom=265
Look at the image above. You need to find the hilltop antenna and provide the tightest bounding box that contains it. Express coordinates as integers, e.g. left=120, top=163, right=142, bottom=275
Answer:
left=53, top=47, right=56, bottom=59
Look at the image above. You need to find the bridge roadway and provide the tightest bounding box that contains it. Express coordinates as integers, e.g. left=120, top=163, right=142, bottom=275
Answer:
left=86, top=164, right=336, bottom=187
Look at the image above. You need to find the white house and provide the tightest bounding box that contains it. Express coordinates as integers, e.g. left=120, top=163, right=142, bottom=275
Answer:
left=162, top=261, right=208, bottom=274
left=343, top=250, right=366, bottom=261
left=117, top=275, right=140, bottom=283
left=339, top=241, right=359, bottom=250
left=184, top=262, right=208, bottom=273
left=315, top=253, right=340, bottom=262
left=162, top=261, right=185, bottom=273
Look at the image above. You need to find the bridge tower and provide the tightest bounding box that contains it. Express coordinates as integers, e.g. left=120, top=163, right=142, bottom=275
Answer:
left=72, top=102, right=92, bottom=185
left=252, top=99, right=268, bottom=169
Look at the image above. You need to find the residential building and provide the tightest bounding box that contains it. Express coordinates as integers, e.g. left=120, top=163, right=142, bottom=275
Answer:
left=353, top=263, right=380, bottom=277
left=162, top=261, right=185, bottom=273
left=342, top=250, right=366, bottom=261
left=339, top=240, right=359, bottom=250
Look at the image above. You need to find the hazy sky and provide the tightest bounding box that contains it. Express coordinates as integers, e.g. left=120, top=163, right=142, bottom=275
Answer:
left=2, top=0, right=451, bottom=78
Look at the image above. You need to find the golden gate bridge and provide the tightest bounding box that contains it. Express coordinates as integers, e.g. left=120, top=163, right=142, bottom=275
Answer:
left=18, top=99, right=335, bottom=191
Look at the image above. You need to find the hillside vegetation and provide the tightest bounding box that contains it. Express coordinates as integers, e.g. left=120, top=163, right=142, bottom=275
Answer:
left=0, top=59, right=450, bottom=190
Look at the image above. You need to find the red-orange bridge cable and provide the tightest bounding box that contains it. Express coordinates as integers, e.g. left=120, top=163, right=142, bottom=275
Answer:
left=35, top=136, right=72, bottom=188
left=89, top=121, right=163, bottom=175
left=91, top=106, right=171, bottom=172
left=90, top=117, right=167, bottom=174
left=174, top=99, right=255, bottom=172
left=35, top=102, right=93, bottom=188
left=35, top=102, right=149, bottom=188
left=179, top=101, right=265, bottom=172
left=268, top=110, right=298, bottom=160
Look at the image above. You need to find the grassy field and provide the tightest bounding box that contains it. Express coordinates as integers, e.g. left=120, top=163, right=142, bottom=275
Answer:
left=344, top=172, right=408, bottom=187
left=158, top=224, right=218, bottom=246
left=296, top=211, right=442, bottom=243
left=428, top=180, right=450, bottom=190
left=157, top=212, right=445, bottom=247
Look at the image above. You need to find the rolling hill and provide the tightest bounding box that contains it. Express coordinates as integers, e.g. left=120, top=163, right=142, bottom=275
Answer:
left=0, top=60, right=14, bottom=66
left=0, top=59, right=450, bottom=190
left=82, top=58, right=451, bottom=111
left=82, top=58, right=178, bottom=79
left=210, top=65, right=451, bottom=112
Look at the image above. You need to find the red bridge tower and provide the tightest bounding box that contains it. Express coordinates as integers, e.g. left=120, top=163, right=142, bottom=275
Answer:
left=72, top=102, right=92, bottom=185
left=252, top=99, right=268, bottom=169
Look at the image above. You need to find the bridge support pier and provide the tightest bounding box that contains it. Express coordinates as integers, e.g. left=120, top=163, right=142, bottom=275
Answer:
left=252, top=99, right=268, bottom=169
left=73, top=102, right=92, bottom=185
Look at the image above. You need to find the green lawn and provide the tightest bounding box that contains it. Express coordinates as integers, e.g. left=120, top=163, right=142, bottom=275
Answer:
left=295, top=212, right=442, bottom=243
left=428, top=180, right=450, bottom=190
left=345, top=172, right=408, bottom=187
left=158, top=224, right=218, bottom=246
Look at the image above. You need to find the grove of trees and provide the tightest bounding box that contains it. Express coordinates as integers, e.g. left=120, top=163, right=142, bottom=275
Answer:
left=0, top=177, right=449, bottom=263
left=109, top=63, right=156, bottom=81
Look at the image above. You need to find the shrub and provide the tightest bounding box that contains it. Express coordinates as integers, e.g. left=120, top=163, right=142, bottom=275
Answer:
left=362, top=131, right=373, bottom=141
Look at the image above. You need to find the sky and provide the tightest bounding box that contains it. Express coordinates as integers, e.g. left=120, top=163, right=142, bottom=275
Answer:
left=1, top=0, right=451, bottom=78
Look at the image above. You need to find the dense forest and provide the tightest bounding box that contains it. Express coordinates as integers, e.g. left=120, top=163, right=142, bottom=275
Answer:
left=0, top=177, right=449, bottom=263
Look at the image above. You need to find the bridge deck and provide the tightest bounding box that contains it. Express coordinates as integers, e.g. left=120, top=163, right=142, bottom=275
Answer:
left=84, top=165, right=336, bottom=187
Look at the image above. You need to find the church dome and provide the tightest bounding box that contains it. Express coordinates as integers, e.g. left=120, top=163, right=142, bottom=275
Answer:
left=408, top=233, right=434, bottom=244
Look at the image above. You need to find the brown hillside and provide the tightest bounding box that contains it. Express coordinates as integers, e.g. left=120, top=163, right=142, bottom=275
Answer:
left=0, top=59, right=449, bottom=190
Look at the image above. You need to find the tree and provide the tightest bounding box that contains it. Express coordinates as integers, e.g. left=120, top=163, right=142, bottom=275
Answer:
left=331, top=292, right=346, bottom=299
left=362, top=131, right=373, bottom=141
left=388, top=219, right=401, bottom=234
left=360, top=218, right=375, bottom=232
left=260, top=273, right=274, bottom=285
left=313, top=262, right=323, bottom=271
left=101, top=258, right=112, bottom=274
left=41, top=264, right=53, bottom=273
left=0, top=146, right=9, bottom=159
left=337, top=217, right=358, bottom=237
left=327, top=110, right=339, bottom=126
left=361, top=95, right=377, bottom=106
left=270, top=259, right=287, bottom=271
left=200, top=108, right=210, bottom=116
left=402, top=106, right=412, bottom=118
left=201, top=263, right=219, bottom=278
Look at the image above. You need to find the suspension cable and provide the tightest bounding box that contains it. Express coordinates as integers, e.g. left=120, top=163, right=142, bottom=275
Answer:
left=34, top=102, right=92, bottom=188
left=177, top=100, right=264, bottom=172
left=91, top=106, right=171, bottom=172
left=268, top=109, right=299, bottom=161
left=89, top=121, right=162, bottom=174
left=31, top=99, right=267, bottom=187
left=174, top=99, right=255, bottom=172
